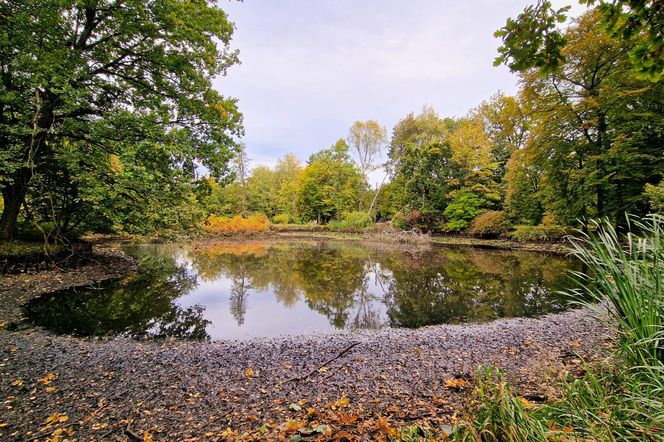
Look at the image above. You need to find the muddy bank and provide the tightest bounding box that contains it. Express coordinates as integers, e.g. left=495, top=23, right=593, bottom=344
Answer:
left=0, top=305, right=610, bottom=440
left=0, top=248, right=137, bottom=325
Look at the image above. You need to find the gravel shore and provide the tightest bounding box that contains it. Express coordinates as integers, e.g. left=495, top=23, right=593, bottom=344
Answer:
left=0, top=248, right=611, bottom=440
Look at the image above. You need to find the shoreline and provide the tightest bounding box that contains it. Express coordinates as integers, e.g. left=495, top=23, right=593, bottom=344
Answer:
left=0, top=243, right=609, bottom=439
left=0, top=305, right=610, bottom=440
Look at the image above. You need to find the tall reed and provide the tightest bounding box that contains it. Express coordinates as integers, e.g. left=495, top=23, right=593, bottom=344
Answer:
left=453, top=214, right=664, bottom=442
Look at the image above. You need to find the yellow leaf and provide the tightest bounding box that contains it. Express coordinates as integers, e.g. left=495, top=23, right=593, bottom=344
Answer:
left=318, top=366, right=329, bottom=373
left=10, top=379, right=23, bottom=387
left=38, top=373, right=57, bottom=385
left=45, top=387, right=56, bottom=393
left=220, top=428, right=236, bottom=438
left=205, top=432, right=214, bottom=437
left=0, top=423, right=8, bottom=428
left=244, top=368, right=254, bottom=378
left=444, top=378, right=471, bottom=389
left=519, top=397, right=535, bottom=409
left=286, top=419, right=305, bottom=431
left=58, top=415, right=68, bottom=423
left=45, top=413, right=62, bottom=425
left=334, top=396, right=349, bottom=408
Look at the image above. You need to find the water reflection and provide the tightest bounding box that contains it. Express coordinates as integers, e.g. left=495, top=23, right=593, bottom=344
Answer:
left=24, top=240, right=579, bottom=340
left=23, top=253, right=211, bottom=340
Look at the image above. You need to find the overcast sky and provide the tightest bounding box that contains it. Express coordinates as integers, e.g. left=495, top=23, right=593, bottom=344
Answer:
left=215, top=0, right=585, bottom=180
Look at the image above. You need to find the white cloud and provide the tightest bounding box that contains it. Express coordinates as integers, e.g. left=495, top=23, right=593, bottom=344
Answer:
left=215, top=0, right=587, bottom=169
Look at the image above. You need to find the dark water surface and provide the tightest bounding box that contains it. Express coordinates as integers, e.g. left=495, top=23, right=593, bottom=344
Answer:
left=24, top=240, right=580, bottom=340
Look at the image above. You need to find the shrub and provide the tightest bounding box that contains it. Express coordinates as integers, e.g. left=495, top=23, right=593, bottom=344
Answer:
left=507, top=224, right=568, bottom=242
left=443, top=189, right=486, bottom=232
left=467, top=211, right=511, bottom=239
left=203, top=214, right=270, bottom=235
left=272, top=213, right=291, bottom=224
left=328, top=211, right=373, bottom=230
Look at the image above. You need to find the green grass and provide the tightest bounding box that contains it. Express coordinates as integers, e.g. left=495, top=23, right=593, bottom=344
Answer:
left=452, top=214, right=664, bottom=442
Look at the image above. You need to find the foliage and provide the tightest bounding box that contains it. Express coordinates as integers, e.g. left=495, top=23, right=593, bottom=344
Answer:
left=645, top=180, right=664, bottom=213
left=496, top=0, right=664, bottom=81
left=468, top=211, right=511, bottom=239
left=494, top=1, right=570, bottom=73
left=298, top=141, right=366, bottom=224
left=328, top=211, right=374, bottom=230
left=515, top=11, right=664, bottom=225
left=347, top=120, right=387, bottom=176
left=568, top=215, right=664, bottom=364
left=443, top=190, right=486, bottom=232
left=272, top=213, right=292, bottom=225
left=203, top=214, right=270, bottom=236
left=507, top=225, right=568, bottom=242
left=0, top=0, right=242, bottom=240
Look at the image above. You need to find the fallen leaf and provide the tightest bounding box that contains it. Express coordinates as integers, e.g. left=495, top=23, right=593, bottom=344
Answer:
left=444, top=377, right=471, bottom=390
left=286, top=419, right=305, bottom=431
left=10, top=379, right=23, bottom=387
left=244, top=368, right=254, bottom=378
left=37, top=373, right=56, bottom=385
left=288, top=403, right=302, bottom=412
left=519, top=397, right=535, bottom=409
left=334, top=396, right=349, bottom=408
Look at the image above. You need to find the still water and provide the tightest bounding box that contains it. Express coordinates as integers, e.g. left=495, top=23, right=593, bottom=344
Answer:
left=24, top=239, right=580, bottom=340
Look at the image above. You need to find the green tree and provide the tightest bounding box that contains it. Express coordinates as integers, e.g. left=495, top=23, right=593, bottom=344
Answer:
left=298, top=140, right=366, bottom=223
left=274, top=153, right=302, bottom=220
left=247, top=166, right=276, bottom=216
left=495, top=0, right=664, bottom=81
left=0, top=0, right=242, bottom=240
left=515, top=11, right=664, bottom=224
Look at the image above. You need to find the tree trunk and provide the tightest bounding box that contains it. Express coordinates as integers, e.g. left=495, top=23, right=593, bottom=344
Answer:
left=0, top=177, right=28, bottom=241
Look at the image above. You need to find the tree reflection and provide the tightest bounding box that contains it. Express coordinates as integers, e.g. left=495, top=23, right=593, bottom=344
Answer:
left=186, top=241, right=577, bottom=331
left=24, top=254, right=211, bottom=340
left=35, top=240, right=579, bottom=339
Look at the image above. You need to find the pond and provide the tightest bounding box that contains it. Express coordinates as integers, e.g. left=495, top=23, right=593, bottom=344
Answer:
left=24, top=239, right=581, bottom=340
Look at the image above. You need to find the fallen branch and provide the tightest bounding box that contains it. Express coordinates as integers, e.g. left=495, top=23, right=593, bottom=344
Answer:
left=280, top=342, right=361, bottom=384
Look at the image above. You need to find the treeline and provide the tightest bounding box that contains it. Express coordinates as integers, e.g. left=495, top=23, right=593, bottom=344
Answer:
left=2, top=5, right=663, bottom=240
left=201, top=11, right=664, bottom=237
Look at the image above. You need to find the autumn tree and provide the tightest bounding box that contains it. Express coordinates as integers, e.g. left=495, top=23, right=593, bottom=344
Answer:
left=514, top=11, right=664, bottom=224
left=495, top=0, right=664, bottom=81
left=0, top=0, right=242, bottom=240
left=298, top=140, right=366, bottom=224
left=274, top=154, right=302, bottom=220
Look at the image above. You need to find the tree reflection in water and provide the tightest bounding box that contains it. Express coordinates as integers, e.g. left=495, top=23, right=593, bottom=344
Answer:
left=24, top=252, right=211, bottom=340
left=24, top=240, right=579, bottom=340
left=187, top=240, right=577, bottom=330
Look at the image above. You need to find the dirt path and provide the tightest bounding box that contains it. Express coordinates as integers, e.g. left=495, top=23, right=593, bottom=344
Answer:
left=0, top=249, right=611, bottom=441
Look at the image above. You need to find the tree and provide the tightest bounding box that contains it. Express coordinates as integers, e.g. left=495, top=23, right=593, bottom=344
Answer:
left=474, top=92, right=531, bottom=180
left=247, top=166, right=276, bottom=216
left=495, top=0, right=664, bottom=81
left=298, top=141, right=366, bottom=223
left=233, top=144, right=250, bottom=217
left=347, top=120, right=387, bottom=177
left=0, top=0, right=242, bottom=240
left=347, top=120, right=387, bottom=214
left=511, top=11, right=664, bottom=224
left=274, top=153, right=302, bottom=219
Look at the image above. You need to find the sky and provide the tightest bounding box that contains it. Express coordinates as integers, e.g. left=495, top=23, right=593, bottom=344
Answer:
left=214, top=0, right=585, bottom=181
